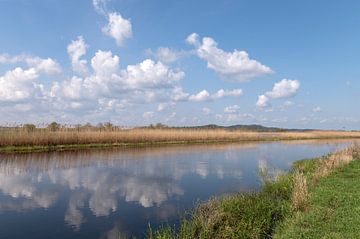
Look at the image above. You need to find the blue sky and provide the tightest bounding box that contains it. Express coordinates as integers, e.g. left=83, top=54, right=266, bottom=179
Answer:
left=0, top=0, right=359, bottom=129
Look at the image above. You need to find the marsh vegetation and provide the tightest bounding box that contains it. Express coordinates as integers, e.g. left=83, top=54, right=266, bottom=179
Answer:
left=1, top=123, right=360, bottom=153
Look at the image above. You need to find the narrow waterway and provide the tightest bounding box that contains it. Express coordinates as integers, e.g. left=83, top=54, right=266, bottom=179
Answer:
left=0, top=139, right=357, bottom=239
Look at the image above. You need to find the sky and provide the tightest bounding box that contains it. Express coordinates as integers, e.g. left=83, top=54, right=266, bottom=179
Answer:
left=0, top=0, right=360, bottom=129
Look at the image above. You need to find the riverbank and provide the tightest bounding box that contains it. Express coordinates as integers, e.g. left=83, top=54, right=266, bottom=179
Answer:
left=1, top=128, right=360, bottom=153
left=148, top=145, right=360, bottom=238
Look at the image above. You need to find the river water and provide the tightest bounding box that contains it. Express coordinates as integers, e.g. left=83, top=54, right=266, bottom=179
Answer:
left=0, top=139, right=357, bottom=238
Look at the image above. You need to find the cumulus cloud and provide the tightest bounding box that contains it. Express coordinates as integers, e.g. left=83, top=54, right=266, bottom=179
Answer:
left=49, top=48, right=188, bottom=115
left=0, top=54, right=61, bottom=75
left=189, top=90, right=210, bottom=102
left=67, top=36, right=89, bottom=75
left=186, top=33, right=200, bottom=46
left=265, top=79, right=300, bottom=99
left=186, top=34, right=273, bottom=82
left=256, top=79, right=300, bottom=110
left=256, top=94, right=270, bottom=109
left=91, top=50, right=120, bottom=78
left=212, top=89, right=243, bottom=99
left=124, top=59, right=184, bottom=89
left=102, top=12, right=132, bottom=46
left=171, top=87, right=189, bottom=102
left=189, top=88, right=243, bottom=102
left=0, top=67, right=43, bottom=102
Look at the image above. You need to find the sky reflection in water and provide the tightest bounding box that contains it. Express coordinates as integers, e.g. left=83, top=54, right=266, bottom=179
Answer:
left=0, top=140, right=357, bottom=238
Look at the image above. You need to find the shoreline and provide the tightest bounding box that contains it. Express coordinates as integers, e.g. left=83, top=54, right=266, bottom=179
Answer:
left=148, top=145, right=360, bottom=238
left=1, top=136, right=360, bottom=154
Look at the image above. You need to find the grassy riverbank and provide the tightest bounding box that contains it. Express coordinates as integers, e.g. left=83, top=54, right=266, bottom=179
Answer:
left=147, top=145, right=360, bottom=239
left=1, top=126, right=360, bottom=153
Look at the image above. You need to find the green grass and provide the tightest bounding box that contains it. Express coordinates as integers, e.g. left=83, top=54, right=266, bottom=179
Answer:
left=148, top=173, right=294, bottom=239
left=148, top=147, right=360, bottom=239
left=274, top=159, right=360, bottom=238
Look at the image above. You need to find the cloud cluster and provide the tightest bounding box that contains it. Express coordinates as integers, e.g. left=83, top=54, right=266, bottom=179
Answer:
left=0, top=55, right=61, bottom=103
left=51, top=45, right=186, bottom=111
left=256, top=79, right=300, bottom=110
left=186, top=33, right=273, bottom=82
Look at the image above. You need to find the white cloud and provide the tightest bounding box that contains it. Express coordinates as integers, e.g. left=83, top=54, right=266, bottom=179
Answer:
left=124, top=59, right=184, bottom=89
left=256, top=79, right=300, bottom=110
left=256, top=94, right=270, bottom=109
left=189, top=88, right=243, bottom=102
left=186, top=33, right=200, bottom=46
left=27, top=58, right=62, bottom=75
left=67, top=36, right=89, bottom=75
left=154, top=47, right=185, bottom=64
left=171, top=87, right=189, bottom=101
left=212, top=89, right=243, bottom=99
left=224, top=105, right=240, bottom=113
left=312, top=106, right=321, bottom=112
left=102, top=12, right=132, bottom=46
left=0, top=67, right=42, bottom=102
left=0, top=54, right=61, bottom=75
left=49, top=48, right=188, bottom=116
left=188, top=90, right=210, bottom=102
left=187, top=34, right=273, bottom=82
left=91, top=50, right=120, bottom=78
left=265, top=79, right=300, bottom=99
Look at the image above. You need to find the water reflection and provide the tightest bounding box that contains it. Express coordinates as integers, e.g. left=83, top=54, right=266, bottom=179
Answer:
left=0, top=140, right=357, bottom=238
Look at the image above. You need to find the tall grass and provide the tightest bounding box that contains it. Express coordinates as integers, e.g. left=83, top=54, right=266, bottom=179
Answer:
left=1, top=125, right=360, bottom=149
left=148, top=145, right=360, bottom=239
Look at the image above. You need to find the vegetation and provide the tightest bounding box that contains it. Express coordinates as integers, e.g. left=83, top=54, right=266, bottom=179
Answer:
left=274, top=147, right=360, bottom=238
left=148, top=145, right=360, bottom=239
left=1, top=122, right=360, bottom=153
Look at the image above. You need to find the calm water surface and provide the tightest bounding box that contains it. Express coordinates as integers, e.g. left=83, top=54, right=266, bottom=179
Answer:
left=0, top=140, right=358, bottom=238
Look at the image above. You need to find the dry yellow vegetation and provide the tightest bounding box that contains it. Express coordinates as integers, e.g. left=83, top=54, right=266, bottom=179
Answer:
left=1, top=127, right=360, bottom=148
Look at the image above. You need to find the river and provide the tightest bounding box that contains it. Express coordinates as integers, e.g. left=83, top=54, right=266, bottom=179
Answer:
left=0, top=139, right=357, bottom=238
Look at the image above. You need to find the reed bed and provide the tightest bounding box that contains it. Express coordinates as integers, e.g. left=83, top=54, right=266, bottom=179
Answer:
left=1, top=127, right=360, bottom=148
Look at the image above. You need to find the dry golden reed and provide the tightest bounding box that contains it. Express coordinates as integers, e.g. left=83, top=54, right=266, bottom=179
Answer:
left=291, top=172, right=309, bottom=211
left=1, top=127, right=360, bottom=147
left=314, top=146, right=356, bottom=181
